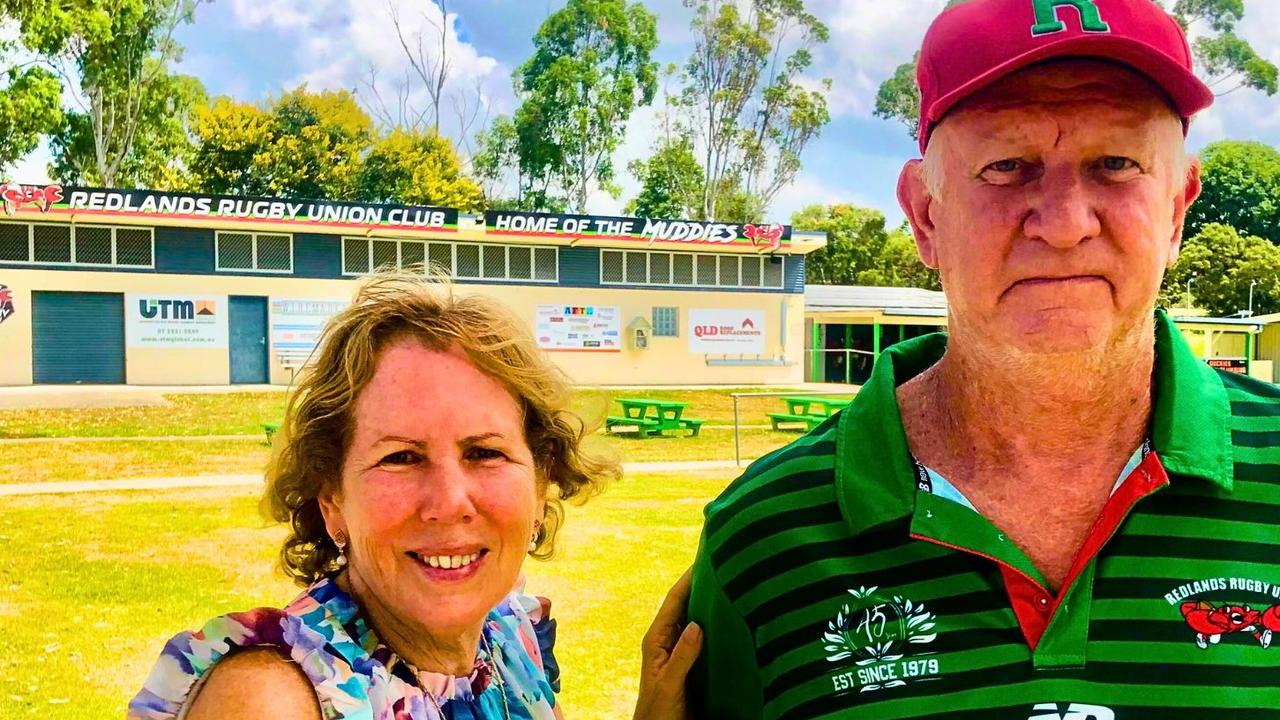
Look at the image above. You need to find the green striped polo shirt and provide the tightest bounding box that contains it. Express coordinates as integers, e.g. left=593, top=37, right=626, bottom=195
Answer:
left=688, top=311, right=1280, bottom=719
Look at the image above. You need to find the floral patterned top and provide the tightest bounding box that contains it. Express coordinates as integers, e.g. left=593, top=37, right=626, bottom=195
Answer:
left=128, top=577, right=560, bottom=719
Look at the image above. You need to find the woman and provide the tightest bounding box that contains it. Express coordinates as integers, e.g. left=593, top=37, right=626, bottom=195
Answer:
left=128, top=272, right=624, bottom=719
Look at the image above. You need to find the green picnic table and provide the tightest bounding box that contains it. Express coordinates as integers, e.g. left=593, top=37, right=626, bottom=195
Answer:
left=262, top=421, right=281, bottom=442
left=606, top=398, right=706, bottom=438
left=768, top=395, right=851, bottom=431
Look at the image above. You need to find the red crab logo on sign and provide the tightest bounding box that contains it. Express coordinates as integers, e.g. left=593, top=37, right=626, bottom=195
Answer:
left=744, top=223, right=784, bottom=251
left=0, top=183, right=63, bottom=216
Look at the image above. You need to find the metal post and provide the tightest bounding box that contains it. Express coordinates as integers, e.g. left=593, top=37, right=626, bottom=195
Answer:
left=873, top=321, right=881, bottom=357
left=899, top=324, right=905, bottom=342
left=1249, top=281, right=1257, bottom=317
left=737, top=392, right=747, bottom=466
left=810, top=321, right=821, bottom=381
left=844, top=325, right=853, bottom=384
left=1246, top=332, right=1254, bottom=378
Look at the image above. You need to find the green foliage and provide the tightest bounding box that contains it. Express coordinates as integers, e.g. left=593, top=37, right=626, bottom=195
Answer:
left=873, top=55, right=920, bottom=140
left=1187, top=140, right=1280, bottom=246
left=509, top=0, right=659, bottom=212
left=795, top=203, right=940, bottom=289
left=626, top=137, right=706, bottom=218
left=876, top=0, right=1278, bottom=139
left=1160, top=223, right=1280, bottom=315
left=49, top=62, right=205, bottom=187
left=4, top=0, right=208, bottom=186
left=680, top=0, right=831, bottom=219
left=0, top=65, right=63, bottom=173
left=185, top=88, right=372, bottom=199
left=356, top=128, right=484, bottom=211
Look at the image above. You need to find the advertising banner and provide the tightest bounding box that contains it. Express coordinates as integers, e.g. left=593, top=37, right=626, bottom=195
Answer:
left=126, top=294, right=228, bottom=348
left=270, top=299, right=349, bottom=356
left=535, top=305, right=621, bottom=352
left=1207, top=358, right=1248, bottom=375
left=487, top=210, right=791, bottom=251
left=1, top=182, right=457, bottom=232
left=689, top=309, right=766, bottom=354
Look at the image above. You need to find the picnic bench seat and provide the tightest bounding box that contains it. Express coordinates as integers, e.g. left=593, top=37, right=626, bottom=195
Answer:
left=606, top=415, right=661, bottom=434
left=767, top=412, right=823, bottom=431
left=678, top=418, right=706, bottom=436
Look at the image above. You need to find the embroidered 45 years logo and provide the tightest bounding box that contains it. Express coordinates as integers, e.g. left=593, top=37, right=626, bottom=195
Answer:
left=822, top=586, right=941, bottom=694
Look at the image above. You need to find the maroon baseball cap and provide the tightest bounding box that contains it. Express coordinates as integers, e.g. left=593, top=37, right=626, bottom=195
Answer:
left=916, top=0, right=1215, bottom=153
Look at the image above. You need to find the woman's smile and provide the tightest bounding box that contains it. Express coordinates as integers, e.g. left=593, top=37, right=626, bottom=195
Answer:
left=406, top=547, right=490, bottom=583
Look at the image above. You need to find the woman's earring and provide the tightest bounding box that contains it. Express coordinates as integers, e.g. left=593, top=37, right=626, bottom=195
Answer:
left=334, top=530, right=348, bottom=568
left=528, top=523, right=540, bottom=554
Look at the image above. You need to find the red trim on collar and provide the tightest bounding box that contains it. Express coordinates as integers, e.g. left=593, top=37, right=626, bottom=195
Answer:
left=1009, top=451, right=1170, bottom=648
left=914, top=451, right=1170, bottom=649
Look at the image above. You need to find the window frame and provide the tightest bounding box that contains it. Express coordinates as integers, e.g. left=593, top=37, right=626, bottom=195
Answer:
left=652, top=306, right=679, bottom=337
left=0, top=221, right=155, bottom=269
left=342, top=237, right=559, bottom=283
left=214, top=230, right=294, bottom=274
left=601, top=249, right=782, bottom=290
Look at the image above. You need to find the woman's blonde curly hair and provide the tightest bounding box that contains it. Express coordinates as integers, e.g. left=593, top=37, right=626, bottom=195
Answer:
left=262, top=270, right=619, bottom=585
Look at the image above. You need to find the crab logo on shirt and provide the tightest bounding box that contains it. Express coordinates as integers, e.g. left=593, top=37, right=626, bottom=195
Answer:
left=1180, top=601, right=1280, bottom=649
left=822, top=586, right=941, bottom=695
left=1165, top=576, right=1280, bottom=650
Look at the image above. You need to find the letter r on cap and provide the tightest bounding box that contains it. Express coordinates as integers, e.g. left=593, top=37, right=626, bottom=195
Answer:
left=1031, top=0, right=1111, bottom=36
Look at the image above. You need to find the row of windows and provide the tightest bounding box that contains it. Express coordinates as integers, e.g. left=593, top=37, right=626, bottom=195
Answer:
left=342, top=237, right=559, bottom=283
left=601, top=249, right=784, bottom=289
left=0, top=222, right=790, bottom=291
left=0, top=222, right=154, bottom=268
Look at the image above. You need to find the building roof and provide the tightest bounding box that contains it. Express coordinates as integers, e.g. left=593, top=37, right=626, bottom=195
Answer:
left=805, top=284, right=949, bottom=314
left=804, top=287, right=1271, bottom=331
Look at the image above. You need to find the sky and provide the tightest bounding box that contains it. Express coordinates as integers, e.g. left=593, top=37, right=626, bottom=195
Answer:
left=9, top=0, right=1280, bottom=228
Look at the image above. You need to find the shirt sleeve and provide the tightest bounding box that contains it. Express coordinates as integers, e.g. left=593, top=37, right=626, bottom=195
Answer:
left=687, top=533, right=766, bottom=720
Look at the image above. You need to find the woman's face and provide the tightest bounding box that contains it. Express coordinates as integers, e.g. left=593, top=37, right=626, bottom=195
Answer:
left=319, top=339, right=542, bottom=642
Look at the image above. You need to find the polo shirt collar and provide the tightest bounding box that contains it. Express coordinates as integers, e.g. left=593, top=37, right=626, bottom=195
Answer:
left=834, top=310, right=1233, bottom=538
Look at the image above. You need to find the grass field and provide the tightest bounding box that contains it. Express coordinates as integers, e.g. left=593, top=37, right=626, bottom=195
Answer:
left=0, top=388, right=848, bottom=439
left=0, top=471, right=728, bottom=719
left=0, top=386, right=848, bottom=718
left=0, top=387, right=849, bottom=484
left=1, top=427, right=807, bottom=485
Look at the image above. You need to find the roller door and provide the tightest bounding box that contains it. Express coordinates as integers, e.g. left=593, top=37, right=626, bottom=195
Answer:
left=32, top=291, right=125, bottom=384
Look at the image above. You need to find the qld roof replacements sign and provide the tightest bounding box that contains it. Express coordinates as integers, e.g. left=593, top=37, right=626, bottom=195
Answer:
left=689, top=309, right=766, bottom=354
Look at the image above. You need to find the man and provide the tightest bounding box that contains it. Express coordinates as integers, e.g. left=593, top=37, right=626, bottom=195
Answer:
left=686, top=0, right=1280, bottom=717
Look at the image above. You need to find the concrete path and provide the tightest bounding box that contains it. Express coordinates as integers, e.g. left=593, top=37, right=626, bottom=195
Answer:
left=0, top=384, right=285, bottom=410
left=0, top=460, right=747, bottom=497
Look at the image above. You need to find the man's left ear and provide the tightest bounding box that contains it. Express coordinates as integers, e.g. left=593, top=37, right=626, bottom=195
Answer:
left=1168, top=155, right=1202, bottom=267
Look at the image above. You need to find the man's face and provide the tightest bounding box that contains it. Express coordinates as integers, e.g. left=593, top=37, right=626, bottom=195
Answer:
left=898, top=60, right=1201, bottom=356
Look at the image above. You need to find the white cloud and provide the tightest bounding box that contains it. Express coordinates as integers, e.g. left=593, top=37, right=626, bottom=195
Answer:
left=808, top=0, right=948, bottom=118
left=225, top=0, right=510, bottom=146
left=7, top=142, right=52, bottom=184
left=228, top=0, right=315, bottom=30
